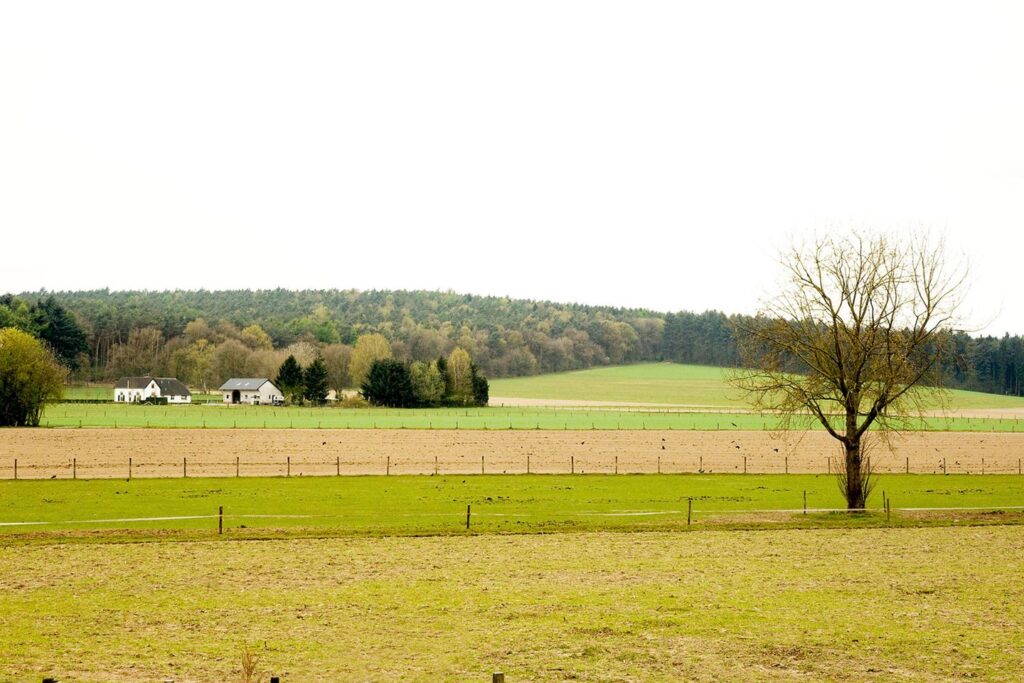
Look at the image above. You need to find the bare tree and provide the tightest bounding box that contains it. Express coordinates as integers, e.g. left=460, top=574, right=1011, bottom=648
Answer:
left=731, top=233, right=966, bottom=509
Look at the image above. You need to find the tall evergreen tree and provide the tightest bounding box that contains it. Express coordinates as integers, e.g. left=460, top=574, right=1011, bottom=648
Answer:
left=29, top=297, right=89, bottom=370
left=303, top=357, right=330, bottom=405
left=275, top=355, right=305, bottom=404
left=361, top=359, right=416, bottom=407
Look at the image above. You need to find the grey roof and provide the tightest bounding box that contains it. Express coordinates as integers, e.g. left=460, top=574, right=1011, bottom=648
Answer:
left=154, top=378, right=191, bottom=397
left=115, top=376, right=191, bottom=397
left=219, top=378, right=275, bottom=391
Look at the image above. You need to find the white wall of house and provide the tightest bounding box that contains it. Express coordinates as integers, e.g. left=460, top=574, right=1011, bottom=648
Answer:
left=223, top=382, right=284, bottom=405
left=114, top=381, right=158, bottom=403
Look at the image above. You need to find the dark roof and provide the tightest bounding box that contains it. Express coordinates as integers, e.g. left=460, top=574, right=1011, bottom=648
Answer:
left=219, top=378, right=275, bottom=391
left=115, top=376, right=191, bottom=397
left=154, top=378, right=191, bottom=397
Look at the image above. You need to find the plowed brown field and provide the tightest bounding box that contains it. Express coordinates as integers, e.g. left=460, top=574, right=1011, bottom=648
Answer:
left=2, top=428, right=1023, bottom=478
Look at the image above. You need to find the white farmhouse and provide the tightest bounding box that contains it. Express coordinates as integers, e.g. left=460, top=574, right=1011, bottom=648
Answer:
left=114, top=377, right=192, bottom=404
left=219, top=378, right=284, bottom=405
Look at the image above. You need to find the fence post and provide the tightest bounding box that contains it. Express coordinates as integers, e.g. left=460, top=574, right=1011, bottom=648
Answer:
left=614, top=455, right=618, bottom=475
left=571, top=456, right=574, bottom=474
left=482, top=455, right=485, bottom=475
left=237, top=456, right=240, bottom=478
left=943, top=457, right=947, bottom=475
left=785, top=456, right=788, bottom=475
left=337, top=456, right=341, bottom=476
left=73, top=457, right=76, bottom=480
left=493, top=673, right=505, bottom=683
left=527, top=455, right=530, bottom=474
left=687, top=497, right=692, bottom=526
left=218, top=506, right=223, bottom=535
left=13, top=458, right=17, bottom=480
left=699, top=455, right=702, bottom=472
left=287, top=456, right=291, bottom=477
left=128, top=457, right=131, bottom=481
left=386, top=455, right=390, bottom=476
left=803, top=490, right=807, bottom=515
left=906, top=456, right=909, bottom=474
left=743, top=455, right=746, bottom=474
left=466, top=504, right=471, bottom=530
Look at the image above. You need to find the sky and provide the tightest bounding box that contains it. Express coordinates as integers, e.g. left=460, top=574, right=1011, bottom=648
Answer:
left=1, top=1, right=1023, bottom=334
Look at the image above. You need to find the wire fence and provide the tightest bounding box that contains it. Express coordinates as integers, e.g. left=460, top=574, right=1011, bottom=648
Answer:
left=3, top=453, right=1024, bottom=479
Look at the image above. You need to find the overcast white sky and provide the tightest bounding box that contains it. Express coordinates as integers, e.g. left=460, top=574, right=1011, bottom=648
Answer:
left=1, top=1, right=1022, bottom=334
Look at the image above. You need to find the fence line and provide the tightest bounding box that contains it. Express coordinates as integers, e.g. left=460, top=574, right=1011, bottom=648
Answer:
left=3, top=454, right=1023, bottom=479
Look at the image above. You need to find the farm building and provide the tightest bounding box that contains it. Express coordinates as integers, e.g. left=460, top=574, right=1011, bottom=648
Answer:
left=219, top=378, right=284, bottom=405
left=114, top=377, right=192, bottom=404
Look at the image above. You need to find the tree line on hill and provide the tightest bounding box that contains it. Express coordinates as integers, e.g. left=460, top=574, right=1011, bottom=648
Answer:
left=3, top=289, right=1024, bottom=398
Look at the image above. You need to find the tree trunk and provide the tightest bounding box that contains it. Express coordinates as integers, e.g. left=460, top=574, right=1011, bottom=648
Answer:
left=844, top=441, right=866, bottom=509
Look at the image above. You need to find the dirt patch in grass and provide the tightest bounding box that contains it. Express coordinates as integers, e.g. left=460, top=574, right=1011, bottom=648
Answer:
left=3, top=428, right=1024, bottom=478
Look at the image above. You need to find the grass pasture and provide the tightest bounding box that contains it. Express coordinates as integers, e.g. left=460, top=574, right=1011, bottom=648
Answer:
left=490, top=362, right=1024, bottom=411
left=1, top=474, right=1022, bottom=538
left=1, top=526, right=1022, bottom=681
left=35, top=401, right=1024, bottom=432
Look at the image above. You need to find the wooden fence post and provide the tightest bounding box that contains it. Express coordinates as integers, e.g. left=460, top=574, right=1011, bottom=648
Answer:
left=571, top=456, right=574, bottom=474
left=803, top=490, right=807, bottom=515
left=386, top=456, right=390, bottom=476
left=482, top=455, right=485, bottom=475
left=128, top=457, right=131, bottom=481
left=73, top=457, right=76, bottom=480
left=434, top=455, right=438, bottom=476
left=687, top=497, right=692, bottom=526
left=743, top=455, right=746, bottom=474
left=906, top=456, right=909, bottom=474
left=527, top=455, right=530, bottom=474
left=287, top=456, right=291, bottom=477
left=614, top=455, right=618, bottom=475
left=237, top=457, right=240, bottom=478
left=785, top=456, right=788, bottom=475
left=218, top=506, right=223, bottom=535
left=466, top=504, right=471, bottom=530
left=13, top=458, right=17, bottom=480
left=493, top=673, right=505, bottom=683
left=183, top=457, right=187, bottom=478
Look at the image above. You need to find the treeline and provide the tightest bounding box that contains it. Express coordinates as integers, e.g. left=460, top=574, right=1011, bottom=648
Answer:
left=4, top=289, right=1024, bottom=397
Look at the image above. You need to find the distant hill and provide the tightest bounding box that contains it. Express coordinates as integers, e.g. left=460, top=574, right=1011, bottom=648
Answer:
left=8, top=288, right=1024, bottom=397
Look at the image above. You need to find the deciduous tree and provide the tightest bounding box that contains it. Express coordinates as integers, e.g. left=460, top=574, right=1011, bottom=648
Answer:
left=0, top=328, right=66, bottom=426
left=731, top=233, right=966, bottom=509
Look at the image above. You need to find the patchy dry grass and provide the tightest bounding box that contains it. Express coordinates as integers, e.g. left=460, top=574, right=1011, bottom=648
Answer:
left=1, top=526, right=1022, bottom=681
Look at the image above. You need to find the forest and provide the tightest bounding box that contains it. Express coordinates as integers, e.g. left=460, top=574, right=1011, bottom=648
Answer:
left=2, top=289, right=1022, bottom=396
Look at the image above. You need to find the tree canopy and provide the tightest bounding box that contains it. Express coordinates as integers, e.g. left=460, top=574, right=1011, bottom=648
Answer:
left=0, top=327, right=66, bottom=426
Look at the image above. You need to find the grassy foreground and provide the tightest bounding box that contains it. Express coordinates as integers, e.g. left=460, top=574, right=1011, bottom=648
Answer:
left=1, top=527, right=1022, bottom=681
left=36, top=402, right=1024, bottom=431
left=2, top=474, right=1023, bottom=539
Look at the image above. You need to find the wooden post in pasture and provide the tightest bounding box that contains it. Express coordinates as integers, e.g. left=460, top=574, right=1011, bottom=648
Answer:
left=466, top=504, right=471, bottom=530
left=482, top=455, right=485, bottom=475
left=183, top=457, right=187, bottom=478
left=73, top=457, right=76, bottom=480
left=785, top=456, right=788, bottom=475
left=237, top=457, right=241, bottom=478
left=338, top=456, right=341, bottom=476
left=571, top=456, right=575, bottom=474
left=943, top=457, right=947, bottom=475
left=906, top=456, right=909, bottom=474
left=743, top=456, right=747, bottom=474
left=218, top=506, right=223, bottom=535
left=1019, top=458, right=1022, bottom=475
left=386, top=456, right=390, bottom=476
left=803, top=490, right=807, bottom=515
left=527, top=455, right=531, bottom=474
left=657, top=455, right=661, bottom=474
left=687, top=497, right=692, bottom=526
left=13, top=459, right=17, bottom=480
left=493, top=673, right=505, bottom=683
left=128, top=457, right=131, bottom=481
left=699, top=455, right=703, bottom=472
left=614, top=455, right=618, bottom=475
left=287, top=456, right=291, bottom=477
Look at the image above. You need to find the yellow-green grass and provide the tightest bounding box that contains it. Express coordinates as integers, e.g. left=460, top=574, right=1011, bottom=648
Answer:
left=490, top=362, right=1024, bottom=411
left=1, top=527, right=1021, bottom=681
left=36, top=402, right=1024, bottom=431
left=1, top=474, right=1022, bottom=539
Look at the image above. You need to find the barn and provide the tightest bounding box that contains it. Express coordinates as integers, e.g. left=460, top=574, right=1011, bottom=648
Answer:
left=219, top=378, right=285, bottom=406
left=114, top=377, right=192, bottom=404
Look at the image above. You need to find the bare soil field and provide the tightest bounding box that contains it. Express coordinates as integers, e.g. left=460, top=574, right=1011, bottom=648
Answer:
left=2, top=428, right=1023, bottom=479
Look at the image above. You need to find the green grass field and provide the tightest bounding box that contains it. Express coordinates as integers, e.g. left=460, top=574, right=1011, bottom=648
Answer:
left=36, top=401, right=1024, bottom=431
left=490, top=362, right=1024, bottom=410
left=2, top=474, right=1021, bottom=539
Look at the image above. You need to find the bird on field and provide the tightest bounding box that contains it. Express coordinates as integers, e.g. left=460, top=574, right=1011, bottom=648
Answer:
left=773, top=448, right=779, bottom=453
left=50, top=475, right=56, bottom=479
left=731, top=422, right=738, bottom=428
left=735, top=445, right=741, bottom=449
